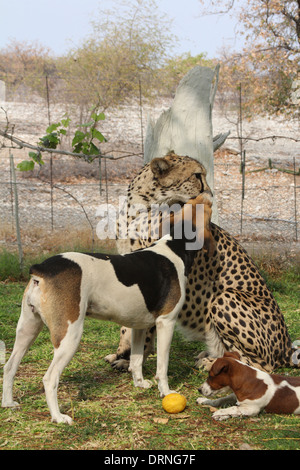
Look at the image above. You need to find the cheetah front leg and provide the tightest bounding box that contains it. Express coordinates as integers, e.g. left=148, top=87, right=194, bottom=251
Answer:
left=194, top=326, right=226, bottom=369
left=104, top=326, right=156, bottom=371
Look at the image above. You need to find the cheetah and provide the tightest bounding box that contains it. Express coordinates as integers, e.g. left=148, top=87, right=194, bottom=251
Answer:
left=105, top=152, right=300, bottom=373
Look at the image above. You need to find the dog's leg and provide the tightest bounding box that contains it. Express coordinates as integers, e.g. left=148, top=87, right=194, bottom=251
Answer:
left=43, top=319, right=84, bottom=425
left=129, top=329, right=152, bottom=389
left=2, top=294, right=43, bottom=408
left=197, top=393, right=237, bottom=407
left=211, top=403, right=261, bottom=421
left=155, top=316, right=176, bottom=397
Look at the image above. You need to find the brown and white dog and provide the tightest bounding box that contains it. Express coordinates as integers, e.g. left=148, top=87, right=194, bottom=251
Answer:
left=197, top=351, right=300, bottom=420
left=2, top=194, right=213, bottom=424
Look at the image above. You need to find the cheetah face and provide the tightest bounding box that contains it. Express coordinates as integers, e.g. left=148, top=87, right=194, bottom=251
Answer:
left=129, top=152, right=212, bottom=209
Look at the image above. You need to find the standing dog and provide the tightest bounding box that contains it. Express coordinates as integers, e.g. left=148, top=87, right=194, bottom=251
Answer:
left=2, top=194, right=213, bottom=424
left=197, top=351, right=300, bottom=420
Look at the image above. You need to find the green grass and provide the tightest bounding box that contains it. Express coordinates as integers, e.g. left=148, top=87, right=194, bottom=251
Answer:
left=0, top=265, right=299, bottom=450
left=0, top=242, right=116, bottom=282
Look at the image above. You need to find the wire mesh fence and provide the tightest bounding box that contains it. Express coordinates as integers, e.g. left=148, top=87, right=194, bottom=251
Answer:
left=0, top=73, right=299, bottom=259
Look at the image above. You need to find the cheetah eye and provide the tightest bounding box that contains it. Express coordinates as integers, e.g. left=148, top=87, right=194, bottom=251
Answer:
left=195, top=173, right=204, bottom=192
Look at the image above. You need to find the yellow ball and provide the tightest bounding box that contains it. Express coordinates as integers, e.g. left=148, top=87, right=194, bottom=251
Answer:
left=162, top=393, right=187, bottom=414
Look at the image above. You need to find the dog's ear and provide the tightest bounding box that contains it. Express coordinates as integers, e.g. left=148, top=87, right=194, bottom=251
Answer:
left=224, top=351, right=241, bottom=360
left=186, top=195, right=215, bottom=256
left=210, top=358, right=229, bottom=377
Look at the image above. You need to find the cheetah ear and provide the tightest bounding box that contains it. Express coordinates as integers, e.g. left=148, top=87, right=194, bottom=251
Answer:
left=150, top=157, right=172, bottom=177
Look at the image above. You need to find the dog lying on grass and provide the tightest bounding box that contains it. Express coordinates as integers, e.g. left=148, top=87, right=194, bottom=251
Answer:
left=197, top=351, right=300, bottom=420
left=2, top=194, right=213, bottom=424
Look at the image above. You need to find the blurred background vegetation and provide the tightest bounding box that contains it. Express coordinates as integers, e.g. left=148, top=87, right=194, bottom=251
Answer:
left=0, top=0, right=299, bottom=122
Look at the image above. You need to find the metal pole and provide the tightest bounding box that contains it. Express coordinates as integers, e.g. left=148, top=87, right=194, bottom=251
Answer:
left=240, top=150, right=246, bottom=236
left=139, top=78, right=144, bottom=156
left=294, top=156, right=298, bottom=241
left=45, top=75, right=54, bottom=230
left=9, top=153, right=23, bottom=272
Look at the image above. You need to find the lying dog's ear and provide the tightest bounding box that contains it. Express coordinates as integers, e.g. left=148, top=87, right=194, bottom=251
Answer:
left=210, top=359, right=229, bottom=377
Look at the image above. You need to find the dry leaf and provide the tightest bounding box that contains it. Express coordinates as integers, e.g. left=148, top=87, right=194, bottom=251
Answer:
left=153, top=417, right=169, bottom=424
left=170, top=414, right=190, bottom=420
left=209, top=407, right=218, bottom=412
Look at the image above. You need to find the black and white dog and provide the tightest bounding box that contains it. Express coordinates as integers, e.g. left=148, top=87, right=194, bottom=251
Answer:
left=2, top=194, right=213, bottom=424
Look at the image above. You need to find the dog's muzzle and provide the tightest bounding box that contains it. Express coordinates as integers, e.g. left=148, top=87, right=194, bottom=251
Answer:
left=198, top=381, right=213, bottom=396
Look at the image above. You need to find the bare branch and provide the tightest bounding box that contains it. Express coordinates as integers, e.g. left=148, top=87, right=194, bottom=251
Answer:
left=198, top=0, right=235, bottom=16
left=0, top=128, right=114, bottom=161
left=228, top=135, right=300, bottom=143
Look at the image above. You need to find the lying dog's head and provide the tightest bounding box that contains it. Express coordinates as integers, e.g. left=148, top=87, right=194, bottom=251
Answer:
left=199, top=351, right=241, bottom=397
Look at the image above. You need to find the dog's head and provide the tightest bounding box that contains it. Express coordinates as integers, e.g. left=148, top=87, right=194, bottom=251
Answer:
left=199, top=352, right=241, bottom=396
left=160, top=193, right=215, bottom=255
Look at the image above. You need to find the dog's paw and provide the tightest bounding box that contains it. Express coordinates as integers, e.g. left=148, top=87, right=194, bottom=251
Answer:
left=52, top=413, right=73, bottom=425
left=133, top=378, right=152, bottom=389
left=159, top=389, right=177, bottom=398
left=196, top=397, right=211, bottom=406
left=2, top=400, right=20, bottom=408
left=212, top=411, right=230, bottom=421
left=141, top=379, right=153, bottom=389
left=212, top=406, right=242, bottom=421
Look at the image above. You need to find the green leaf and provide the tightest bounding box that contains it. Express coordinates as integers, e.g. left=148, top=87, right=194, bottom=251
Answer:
left=81, top=121, right=94, bottom=128
left=81, top=142, right=90, bottom=155
left=46, top=123, right=60, bottom=134
left=72, top=131, right=86, bottom=146
left=73, top=143, right=83, bottom=154
left=39, top=133, right=59, bottom=149
left=91, top=128, right=106, bottom=142
left=28, top=152, right=44, bottom=165
left=61, top=117, right=71, bottom=128
left=91, top=112, right=105, bottom=122
left=28, top=151, right=38, bottom=159
left=59, top=129, right=67, bottom=136
left=89, top=142, right=100, bottom=155
left=47, top=132, right=59, bottom=143
left=17, top=160, right=35, bottom=171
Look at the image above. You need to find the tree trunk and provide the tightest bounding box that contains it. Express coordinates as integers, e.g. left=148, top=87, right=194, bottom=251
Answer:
left=144, top=65, right=229, bottom=224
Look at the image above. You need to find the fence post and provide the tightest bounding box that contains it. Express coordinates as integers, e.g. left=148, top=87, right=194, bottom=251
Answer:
left=9, top=153, right=23, bottom=273
left=139, top=78, right=144, bottom=156
left=294, top=156, right=298, bottom=241
left=240, top=150, right=246, bottom=236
